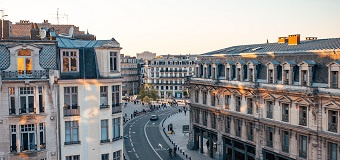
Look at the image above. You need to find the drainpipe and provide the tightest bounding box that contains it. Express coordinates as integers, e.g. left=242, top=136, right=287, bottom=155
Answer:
left=57, top=84, right=61, bottom=160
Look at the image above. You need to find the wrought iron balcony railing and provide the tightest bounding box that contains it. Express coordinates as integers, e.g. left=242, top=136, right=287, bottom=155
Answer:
left=284, top=79, right=289, bottom=85
left=267, top=111, right=273, bottom=119
left=2, top=70, right=49, bottom=79
left=247, top=108, right=253, bottom=115
left=299, top=150, right=307, bottom=158
left=20, top=144, right=37, bottom=151
left=112, top=104, right=122, bottom=114
left=19, top=108, right=36, bottom=114
left=100, top=104, right=110, bottom=109
left=10, top=145, right=17, bottom=153
left=236, top=105, right=240, bottom=112
left=236, top=130, right=241, bottom=137
left=248, top=134, right=253, bottom=141
left=225, top=127, right=230, bottom=134
left=203, top=120, right=207, bottom=126
left=9, top=108, right=16, bottom=115
left=64, top=107, right=80, bottom=117
left=328, top=123, right=338, bottom=133
left=299, top=117, right=307, bottom=126
left=267, top=140, right=273, bottom=148
left=331, top=83, right=338, bottom=88
left=282, top=114, right=289, bottom=122
left=282, top=145, right=289, bottom=153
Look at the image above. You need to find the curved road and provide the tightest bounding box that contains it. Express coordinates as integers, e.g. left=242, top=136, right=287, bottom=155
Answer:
left=124, top=108, right=183, bottom=160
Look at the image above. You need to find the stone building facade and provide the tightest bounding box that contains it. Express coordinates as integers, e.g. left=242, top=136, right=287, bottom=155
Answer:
left=0, top=40, right=58, bottom=160
left=188, top=35, right=340, bottom=160
left=144, top=55, right=196, bottom=99
left=121, top=55, right=141, bottom=96
left=56, top=37, right=124, bottom=160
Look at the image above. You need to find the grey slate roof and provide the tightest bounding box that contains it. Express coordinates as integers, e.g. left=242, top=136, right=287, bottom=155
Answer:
left=203, top=38, right=340, bottom=55
left=237, top=60, right=246, bottom=65
left=225, top=60, right=235, bottom=65
left=283, top=60, right=297, bottom=65
left=301, top=60, right=316, bottom=65
left=268, top=60, right=280, bottom=65
left=248, top=60, right=260, bottom=65
left=57, top=37, right=120, bottom=48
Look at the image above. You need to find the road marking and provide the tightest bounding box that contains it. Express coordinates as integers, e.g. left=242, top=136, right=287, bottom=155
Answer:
left=135, top=153, right=139, bottom=159
left=130, top=138, right=132, bottom=143
left=132, top=148, right=136, bottom=152
left=158, top=144, right=163, bottom=148
left=144, top=120, right=163, bottom=160
left=131, top=142, right=134, bottom=147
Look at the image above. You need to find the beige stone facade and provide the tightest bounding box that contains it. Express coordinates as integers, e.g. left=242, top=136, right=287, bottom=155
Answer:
left=188, top=37, right=340, bottom=160
left=121, top=55, right=141, bottom=96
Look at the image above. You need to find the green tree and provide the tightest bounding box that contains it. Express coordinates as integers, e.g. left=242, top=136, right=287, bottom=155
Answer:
left=138, top=85, right=159, bottom=101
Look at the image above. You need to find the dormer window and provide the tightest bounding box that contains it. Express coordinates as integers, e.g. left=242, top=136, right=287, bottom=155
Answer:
left=298, top=60, right=316, bottom=86
left=236, top=60, right=246, bottom=81
left=225, top=61, right=235, bottom=80
left=327, top=61, right=340, bottom=88
left=281, top=61, right=297, bottom=85
left=61, top=50, right=79, bottom=72
left=247, top=60, right=260, bottom=82
left=266, top=60, right=280, bottom=84
left=17, top=49, right=32, bottom=75
left=110, top=52, right=118, bottom=72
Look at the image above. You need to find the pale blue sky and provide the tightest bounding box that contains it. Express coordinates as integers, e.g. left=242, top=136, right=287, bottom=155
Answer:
left=1, top=0, right=340, bottom=56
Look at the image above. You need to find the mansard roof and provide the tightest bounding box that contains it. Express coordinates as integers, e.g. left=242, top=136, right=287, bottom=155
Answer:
left=267, top=60, right=280, bottom=65
left=57, top=37, right=120, bottom=49
left=203, top=38, right=340, bottom=56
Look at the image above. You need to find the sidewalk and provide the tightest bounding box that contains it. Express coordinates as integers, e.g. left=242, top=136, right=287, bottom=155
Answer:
left=162, top=111, right=214, bottom=160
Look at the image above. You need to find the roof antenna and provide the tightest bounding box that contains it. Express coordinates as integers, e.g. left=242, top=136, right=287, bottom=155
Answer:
left=266, top=39, right=269, bottom=43
left=57, top=8, right=59, bottom=25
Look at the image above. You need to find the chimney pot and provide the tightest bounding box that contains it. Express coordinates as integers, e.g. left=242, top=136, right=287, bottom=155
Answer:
left=278, top=37, right=288, bottom=43
left=305, top=37, right=317, bottom=41
left=288, top=34, right=300, bottom=45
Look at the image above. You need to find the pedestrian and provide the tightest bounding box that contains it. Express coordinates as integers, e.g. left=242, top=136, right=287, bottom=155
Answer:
left=184, top=109, right=187, bottom=115
left=206, top=140, right=209, bottom=149
left=173, top=146, right=177, bottom=156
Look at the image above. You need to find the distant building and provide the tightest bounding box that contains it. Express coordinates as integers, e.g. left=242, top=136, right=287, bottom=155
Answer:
left=121, top=54, right=142, bottom=96
left=136, top=51, right=156, bottom=60
left=0, top=20, right=12, bottom=39
left=143, top=55, right=196, bottom=99
left=188, top=34, right=340, bottom=160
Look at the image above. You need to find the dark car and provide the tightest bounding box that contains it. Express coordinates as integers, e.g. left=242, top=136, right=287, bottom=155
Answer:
left=150, top=115, right=158, bottom=121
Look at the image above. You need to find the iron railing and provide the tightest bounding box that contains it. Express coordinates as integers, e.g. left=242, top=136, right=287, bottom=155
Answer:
left=282, top=145, right=289, bottom=153
left=100, top=104, right=110, bottom=109
left=10, top=145, right=17, bottom=152
left=64, top=107, right=80, bottom=117
left=236, top=105, right=240, bottom=112
left=299, top=117, right=307, bottom=126
left=236, top=130, right=241, bottom=137
left=203, top=120, right=207, bottom=126
left=225, top=127, right=230, bottom=134
left=19, top=108, right=36, bottom=114
left=248, top=134, right=253, bottom=141
left=64, top=141, right=81, bottom=145
left=2, top=70, right=49, bottom=79
left=9, top=108, right=16, bottom=115
left=267, top=140, right=273, bottom=147
left=112, top=105, right=122, bottom=114
left=299, top=150, right=307, bottom=158
left=247, top=107, right=253, bottom=115
left=328, top=123, right=338, bottom=133
left=284, top=79, right=289, bottom=85
left=267, top=111, right=273, bottom=119
left=282, top=114, right=289, bottom=122
left=20, top=144, right=37, bottom=151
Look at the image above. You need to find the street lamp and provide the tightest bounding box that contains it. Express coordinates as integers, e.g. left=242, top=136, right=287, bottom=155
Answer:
left=1, top=10, right=8, bottom=40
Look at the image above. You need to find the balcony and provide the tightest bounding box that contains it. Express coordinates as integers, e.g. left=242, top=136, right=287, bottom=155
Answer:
left=269, top=77, right=273, bottom=83
left=112, top=104, right=122, bottom=114
left=9, top=108, right=16, bottom=115
left=64, top=141, right=81, bottom=145
left=100, top=139, right=111, bottom=143
left=267, top=140, right=273, bottom=148
left=2, top=70, right=49, bottom=80
left=113, top=136, right=122, bottom=141
left=247, top=108, right=253, bottom=115
left=203, top=120, right=207, bottom=126
left=64, top=107, right=80, bottom=117
left=40, top=143, right=46, bottom=149
left=248, top=134, right=253, bottom=141
left=249, top=76, right=253, bottom=82
left=331, top=83, right=338, bottom=88
left=195, top=118, right=199, bottom=124
left=236, top=130, right=241, bottom=137
left=267, top=111, right=273, bottom=119
left=302, top=81, right=307, bottom=86
left=282, top=114, right=289, bottom=122
left=100, top=104, right=110, bottom=109
left=282, top=145, right=289, bottom=153
left=10, top=145, right=17, bottom=153
left=20, top=144, right=37, bottom=151
left=299, top=117, right=307, bottom=126
left=328, top=123, right=338, bottom=133
left=19, top=108, right=36, bottom=114
left=211, top=123, right=216, bottom=129
left=299, top=150, right=307, bottom=158
left=225, top=128, right=230, bottom=134
left=236, top=105, right=240, bottom=112
left=283, top=79, right=289, bottom=85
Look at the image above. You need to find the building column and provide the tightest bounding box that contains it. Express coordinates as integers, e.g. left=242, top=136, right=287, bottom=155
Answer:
left=209, top=132, right=213, bottom=158
left=200, top=130, right=204, bottom=153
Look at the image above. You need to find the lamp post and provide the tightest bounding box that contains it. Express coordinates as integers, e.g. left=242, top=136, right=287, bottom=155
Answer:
left=1, top=10, right=8, bottom=40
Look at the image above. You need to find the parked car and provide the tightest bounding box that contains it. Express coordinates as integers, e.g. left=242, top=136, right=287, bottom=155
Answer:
left=150, top=115, right=158, bottom=121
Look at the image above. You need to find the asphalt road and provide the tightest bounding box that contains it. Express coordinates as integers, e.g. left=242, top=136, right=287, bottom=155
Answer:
left=124, top=108, right=183, bottom=160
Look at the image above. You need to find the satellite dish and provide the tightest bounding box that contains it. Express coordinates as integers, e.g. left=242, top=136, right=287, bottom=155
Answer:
left=68, top=27, right=74, bottom=37
left=40, top=28, right=46, bottom=39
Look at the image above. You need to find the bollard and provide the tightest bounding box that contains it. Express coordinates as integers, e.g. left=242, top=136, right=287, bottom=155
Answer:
left=186, top=154, right=188, bottom=158
left=183, top=152, right=185, bottom=155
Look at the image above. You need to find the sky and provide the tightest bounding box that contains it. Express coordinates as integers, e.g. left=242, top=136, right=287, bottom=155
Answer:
left=1, top=0, right=340, bottom=56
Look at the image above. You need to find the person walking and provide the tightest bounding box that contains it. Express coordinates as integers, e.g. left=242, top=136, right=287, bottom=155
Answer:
left=173, top=146, right=177, bottom=157
left=168, top=148, right=172, bottom=157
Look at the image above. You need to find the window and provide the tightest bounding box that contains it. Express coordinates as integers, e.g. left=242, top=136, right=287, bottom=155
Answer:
left=203, top=111, right=207, bottom=126
left=39, top=123, right=45, bottom=149
left=66, top=155, right=80, bottom=160
left=299, top=106, right=307, bottom=126
left=328, top=111, right=338, bottom=133
left=19, top=87, right=35, bottom=114
left=9, top=87, right=15, bottom=114
left=328, top=142, right=338, bottom=160
left=281, top=130, right=289, bottom=153
left=283, top=70, right=289, bottom=84
left=211, top=113, right=216, bottom=129
left=268, top=69, right=274, bottom=83
left=17, top=49, right=32, bottom=75
left=203, top=91, right=207, bottom=105
left=20, top=124, right=36, bottom=151
left=235, top=119, right=242, bottom=137
left=299, top=135, right=307, bottom=158
left=62, top=50, right=78, bottom=72
left=267, top=101, right=273, bottom=119
left=101, top=120, right=109, bottom=143
left=65, top=121, right=79, bottom=144
left=225, top=116, right=231, bottom=133
left=112, top=85, right=120, bottom=107
left=38, top=87, right=44, bottom=113
left=301, top=70, right=307, bottom=85
left=10, top=125, right=17, bottom=152
left=224, top=95, right=230, bottom=109
left=247, top=122, right=254, bottom=141
left=113, top=150, right=121, bottom=160
left=110, top=52, right=118, bottom=72
left=113, top=118, right=121, bottom=140
left=211, top=92, right=216, bottom=106
left=247, top=98, right=253, bottom=115
left=102, top=154, right=109, bottom=160
left=235, top=96, right=241, bottom=112
left=64, top=87, right=79, bottom=116
left=282, top=103, right=289, bottom=122
left=195, top=109, right=200, bottom=124
left=331, top=71, right=338, bottom=88
left=266, top=127, right=273, bottom=147
left=100, top=86, right=109, bottom=108
left=195, top=90, right=199, bottom=103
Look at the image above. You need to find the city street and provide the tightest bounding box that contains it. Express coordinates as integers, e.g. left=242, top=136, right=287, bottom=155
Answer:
left=124, top=107, right=183, bottom=160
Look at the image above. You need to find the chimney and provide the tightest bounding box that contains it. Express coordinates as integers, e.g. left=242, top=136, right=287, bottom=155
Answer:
left=278, top=37, right=288, bottom=43
left=305, top=37, right=317, bottom=41
left=30, top=23, right=40, bottom=40
left=288, top=34, right=300, bottom=45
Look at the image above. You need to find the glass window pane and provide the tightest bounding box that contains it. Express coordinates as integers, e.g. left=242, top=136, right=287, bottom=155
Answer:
left=63, top=58, right=69, bottom=71
left=71, top=58, right=77, bottom=71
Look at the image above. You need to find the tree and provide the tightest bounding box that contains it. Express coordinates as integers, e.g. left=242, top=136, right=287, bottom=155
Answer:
left=138, top=85, right=159, bottom=101
left=143, top=96, right=153, bottom=104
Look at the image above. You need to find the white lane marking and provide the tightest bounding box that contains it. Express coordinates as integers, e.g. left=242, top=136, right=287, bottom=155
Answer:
left=158, top=144, right=163, bottom=148
left=131, top=142, right=134, bottom=147
left=135, top=153, right=139, bottom=159
left=130, top=138, right=132, bottom=143
left=144, top=120, right=163, bottom=160
left=133, top=148, right=136, bottom=152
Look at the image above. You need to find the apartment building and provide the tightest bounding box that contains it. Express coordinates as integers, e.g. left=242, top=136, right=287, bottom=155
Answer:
left=188, top=35, right=340, bottom=160
left=120, top=55, right=141, bottom=96
left=0, top=40, right=58, bottom=160
left=144, top=55, right=196, bottom=99
left=57, top=37, right=124, bottom=160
